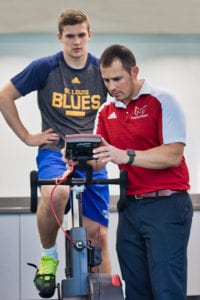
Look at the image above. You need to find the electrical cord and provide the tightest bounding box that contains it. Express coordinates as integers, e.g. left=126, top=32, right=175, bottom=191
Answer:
left=49, top=160, right=75, bottom=246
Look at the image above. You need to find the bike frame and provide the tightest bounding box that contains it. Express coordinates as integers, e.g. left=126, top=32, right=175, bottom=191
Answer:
left=30, top=161, right=127, bottom=299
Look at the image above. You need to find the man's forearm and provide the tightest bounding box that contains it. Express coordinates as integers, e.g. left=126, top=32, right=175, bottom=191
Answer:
left=0, top=98, right=29, bottom=142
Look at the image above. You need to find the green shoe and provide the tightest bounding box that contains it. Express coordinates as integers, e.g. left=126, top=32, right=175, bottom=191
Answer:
left=34, top=256, right=59, bottom=298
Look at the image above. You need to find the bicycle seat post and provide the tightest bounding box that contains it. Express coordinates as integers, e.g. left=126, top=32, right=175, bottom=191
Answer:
left=72, top=184, right=85, bottom=227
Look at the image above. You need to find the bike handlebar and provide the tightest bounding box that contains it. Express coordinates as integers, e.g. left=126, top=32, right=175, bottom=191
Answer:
left=30, top=169, right=128, bottom=213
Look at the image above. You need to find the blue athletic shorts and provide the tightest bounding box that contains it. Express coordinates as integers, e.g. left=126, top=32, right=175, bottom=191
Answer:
left=36, top=149, right=110, bottom=227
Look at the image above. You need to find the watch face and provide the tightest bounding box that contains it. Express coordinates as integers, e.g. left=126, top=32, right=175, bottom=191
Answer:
left=128, top=149, right=134, bottom=155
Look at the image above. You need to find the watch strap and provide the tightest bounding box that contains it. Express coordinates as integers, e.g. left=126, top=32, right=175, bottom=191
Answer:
left=126, top=149, right=135, bottom=165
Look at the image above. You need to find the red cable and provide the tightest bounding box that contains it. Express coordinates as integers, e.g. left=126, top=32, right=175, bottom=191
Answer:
left=49, top=160, right=75, bottom=246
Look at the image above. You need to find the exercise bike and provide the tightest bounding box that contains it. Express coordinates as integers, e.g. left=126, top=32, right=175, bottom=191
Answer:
left=30, top=134, right=127, bottom=299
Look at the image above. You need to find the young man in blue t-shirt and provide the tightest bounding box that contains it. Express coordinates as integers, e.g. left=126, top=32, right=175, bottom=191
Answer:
left=0, top=9, right=110, bottom=298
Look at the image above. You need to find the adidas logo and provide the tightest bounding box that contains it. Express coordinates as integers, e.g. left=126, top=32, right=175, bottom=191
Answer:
left=108, top=112, right=117, bottom=119
left=71, top=77, right=80, bottom=84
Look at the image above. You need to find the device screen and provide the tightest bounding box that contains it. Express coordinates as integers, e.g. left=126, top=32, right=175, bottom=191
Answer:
left=65, top=134, right=102, bottom=161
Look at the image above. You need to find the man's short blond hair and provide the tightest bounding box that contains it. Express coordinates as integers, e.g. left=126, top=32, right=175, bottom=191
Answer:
left=58, top=9, right=90, bottom=34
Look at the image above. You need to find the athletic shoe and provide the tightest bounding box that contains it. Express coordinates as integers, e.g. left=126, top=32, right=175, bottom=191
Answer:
left=34, top=256, right=59, bottom=298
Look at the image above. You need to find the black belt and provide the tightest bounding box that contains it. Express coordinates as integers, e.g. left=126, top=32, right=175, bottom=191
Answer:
left=134, top=189, right=186, bottom=199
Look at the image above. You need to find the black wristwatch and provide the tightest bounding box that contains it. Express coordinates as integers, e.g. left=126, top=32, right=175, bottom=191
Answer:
left=126, top=149, right=136, bottom=165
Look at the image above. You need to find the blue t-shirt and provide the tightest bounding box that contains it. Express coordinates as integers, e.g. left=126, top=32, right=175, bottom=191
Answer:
left=11, top=51, right=107, bottom=150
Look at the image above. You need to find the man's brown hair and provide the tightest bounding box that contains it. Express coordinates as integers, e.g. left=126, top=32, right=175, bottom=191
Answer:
left=58, top=9, right=90, bottom=34
left=100, top=44, right=136, bottom=74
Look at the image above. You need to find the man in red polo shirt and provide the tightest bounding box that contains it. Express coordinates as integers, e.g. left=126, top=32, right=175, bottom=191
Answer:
left=92, top=44, right=193, bottom=300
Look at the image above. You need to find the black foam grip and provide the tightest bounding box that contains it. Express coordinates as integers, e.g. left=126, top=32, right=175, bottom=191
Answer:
left=117, top=170, right=128, bottom=212
left=30, top=170, right=38, bottom=213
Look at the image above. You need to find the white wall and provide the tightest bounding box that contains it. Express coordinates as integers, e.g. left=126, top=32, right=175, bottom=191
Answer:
left=0, top=0, right=200, bottom=34
left=0, top=34, right=200, bottom=196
